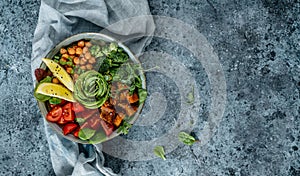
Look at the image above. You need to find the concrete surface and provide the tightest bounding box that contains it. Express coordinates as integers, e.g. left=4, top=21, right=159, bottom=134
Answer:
left=0, top=0, right=299, bottom=176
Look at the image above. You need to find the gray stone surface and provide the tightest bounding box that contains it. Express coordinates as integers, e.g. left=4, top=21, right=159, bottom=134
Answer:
left=0, top=0, right=299, bottom=176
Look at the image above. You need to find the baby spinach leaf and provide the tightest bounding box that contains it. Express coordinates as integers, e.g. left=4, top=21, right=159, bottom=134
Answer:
left=89, top=132, right=106, bottom=144
left=178, top=132, right=197, bottom=146
left=153, top=146, right=166, bottom=160
left=49, top=97, right=62, bottom=104
left=34, top=76, right=52, bottom=102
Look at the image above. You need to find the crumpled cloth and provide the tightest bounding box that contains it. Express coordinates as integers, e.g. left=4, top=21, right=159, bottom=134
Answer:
left=30, top=0, right=154, bottom=175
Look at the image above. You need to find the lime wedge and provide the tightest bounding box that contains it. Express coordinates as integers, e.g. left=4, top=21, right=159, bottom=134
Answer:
left=35, top=83, right=76, bottom=102
left=42, top=58, right=74, bottom=92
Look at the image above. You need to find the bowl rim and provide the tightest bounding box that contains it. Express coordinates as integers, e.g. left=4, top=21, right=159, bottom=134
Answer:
left=37, top=32, right=146, bottom=144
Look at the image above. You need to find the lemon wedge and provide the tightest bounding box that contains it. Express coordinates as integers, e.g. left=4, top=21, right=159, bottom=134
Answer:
left=42, top=58, right=74, bottom=92
left=36, top=83, right=76, bottom=102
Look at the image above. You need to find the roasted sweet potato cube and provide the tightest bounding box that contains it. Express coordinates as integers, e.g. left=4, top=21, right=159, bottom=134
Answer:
left=113, top=113, right=125, bottom=127
left=100, top=106, right=115, bottom=125
left=127, top=92, right=139, bottom=104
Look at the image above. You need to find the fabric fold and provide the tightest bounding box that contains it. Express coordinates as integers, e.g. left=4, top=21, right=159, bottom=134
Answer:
left=31, top=0, right=154, bottom=175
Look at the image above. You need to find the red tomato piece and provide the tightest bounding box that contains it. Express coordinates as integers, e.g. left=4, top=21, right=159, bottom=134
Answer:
left=72, top=102, right=85, bottom=113
left=73, top=128, right=80, bottom=138
left=46, top=106, right=62, bottom=122
left=57, top=116, right=67, bottom=125
left=62, top=123, right=78, bottom=135
left=99, top=119, right=114, bottom=136
left=62, top=103, right=75, bottom=122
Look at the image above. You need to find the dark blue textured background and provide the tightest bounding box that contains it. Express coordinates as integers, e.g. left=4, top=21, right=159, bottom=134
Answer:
left=0, top=0, right=299, bottom=175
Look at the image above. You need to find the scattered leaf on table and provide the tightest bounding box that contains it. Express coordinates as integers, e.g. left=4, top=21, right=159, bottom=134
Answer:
left=186, top=86, right=194, bottom=104
left=153, top=146, right=166, bottom=160
left=178, top=131, right=197, bottom=146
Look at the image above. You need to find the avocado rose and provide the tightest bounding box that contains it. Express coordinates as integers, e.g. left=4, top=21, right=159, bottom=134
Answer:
left=74, top=70, right=109, bottom=109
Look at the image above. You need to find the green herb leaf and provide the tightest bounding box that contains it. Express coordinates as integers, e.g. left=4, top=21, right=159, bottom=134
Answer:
left=186, top=86, right=194, bottom=104
left=138, top=89, right=147, bottom=104
left=75, top=118, right=85, bottom=125
left=117, top=121, right=132, bottom=135
left=49, top=97, right=62, bottom=104
left=178, top=132, right=196, bottom=146
left=153, top=146, right=166, bottom=160
left=78, top=128, right=96, bottom=140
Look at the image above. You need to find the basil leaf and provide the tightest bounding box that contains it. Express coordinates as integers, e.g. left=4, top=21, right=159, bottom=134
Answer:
left=49, top=97, right=62, bottom=104
left=78, top=128, right=96, bottom=140
left=89, top=132, right=106, bottom=144
left=178, top=132, right=196, bottom=146
left=153, top=146, right=166, bottom=160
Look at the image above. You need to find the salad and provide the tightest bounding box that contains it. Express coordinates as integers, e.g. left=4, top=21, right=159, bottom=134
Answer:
left=34, top=38, right=147, bottom=144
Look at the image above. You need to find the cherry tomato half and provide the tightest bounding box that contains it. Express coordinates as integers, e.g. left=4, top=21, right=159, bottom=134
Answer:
left=62, top=103, right=75, bottom=122
left=73, top=128, right=80, bottom=138
left=46, top=106, right=62, bottom=122
left=57, top=116, right=67, bottom=125
left=62, top=123, right=78, bottom=135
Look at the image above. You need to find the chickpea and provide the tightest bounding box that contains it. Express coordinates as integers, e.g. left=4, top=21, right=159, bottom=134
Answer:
left=82, top=47, right=89, bottom=54
left=69, top=55, right=75, bottom=59
left=78, top=40, right=85, bottom=47
left=73, top=74, right=79, bottom=80
left=66, top=67, right=73, bottom=74
left=76, top=47, right=83, bottom=55
left=60, top=57, right=67, bottom=62
left=60, top=48, right=67, bottom=54
left=52, top=77, right=60, bottom=84
left=68, top=48, right=75, bottom=55
left=86, top=64, right=93, bottom=70
left=88, top=57, right=96, bottom=64
left=62, top=54, right=69, bottom=59
left=80, top=65, right=86, bottom=70
left=85, top=52, right=91, bottom=60
left=80, top=58, right=87, bottom=65
left=73, top=57, right=80, bottom=65
left=85, top=41, right=92, bottom=47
